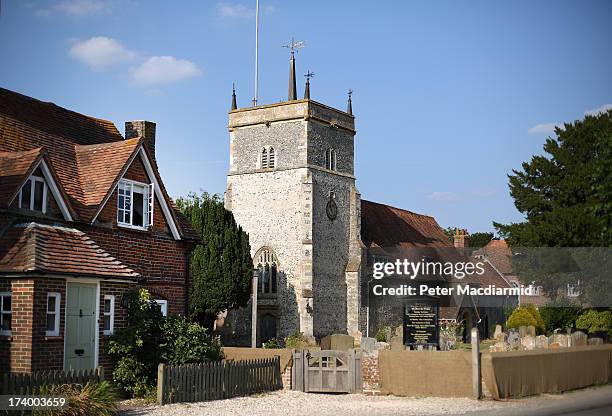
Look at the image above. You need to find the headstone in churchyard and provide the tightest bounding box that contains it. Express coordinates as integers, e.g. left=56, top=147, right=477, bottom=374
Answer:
left=360, top=337, right=377, bottom=353
left=403, top=301, right=440, bottom=349
left=535, top=335, right=549, bottom=349
left=494, top=325, right=503, bottom=340
left=571, top=331, right=587, bottom=347
left=527, top=325, right=536, bottom=337
left=587, top=338, right=603, bottom=345
left=521, top=335, right=535, bottom=350
left=320, top=334, right=355, bottom=350
left=489, top=342, right=510, bottom=352
left=550, top=342, right=561, bottom=350
left=519, top=326, right=528, bottom=338
left=550, top=333, right=569, bottom=348
left=508, top=330, right=521, bottom=350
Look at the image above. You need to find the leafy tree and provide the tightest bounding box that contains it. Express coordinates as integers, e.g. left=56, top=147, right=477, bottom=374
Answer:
left=539, top=299, right=582, bottom=333
left=176, top=192, right=253, bottom=329
left=468, top=232, right=494, bottom=248
left=494, top=109, right=612, bottom=246
left=506, top=305, right=545, bottom=334
left=576, top=310, right=612, bottom=338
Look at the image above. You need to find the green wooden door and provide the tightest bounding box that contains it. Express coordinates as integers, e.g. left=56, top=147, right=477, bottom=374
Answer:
left=64, top=283, right=96, bottom=370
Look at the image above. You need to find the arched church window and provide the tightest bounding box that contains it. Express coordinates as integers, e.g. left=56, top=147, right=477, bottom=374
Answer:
left=255, top=248, right=278, bottom=294
left=325, top=148, right=337, bottom=171
left=261, top=148, right=268, bottom=169
left=268, top=147, right=275, bottom=168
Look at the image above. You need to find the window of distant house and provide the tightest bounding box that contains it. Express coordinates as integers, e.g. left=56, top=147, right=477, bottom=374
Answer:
left=117, top=179, right=153, bottom=229
left=154, top=299, right=168, bottom=316
left=260, top=147, right=276, bottom=169
left=0, top=293, right=11, bottom=336
left=19, top=176, right=47, bottom=213
left=103, top=295, right=115, bottom=335
left=325, top=148, right=337, bottom=171
left=527, top=281, right=542, bottom=296
left=567, top=282, right=581, bottom=297
left=46, top=293, right=61, bottom=337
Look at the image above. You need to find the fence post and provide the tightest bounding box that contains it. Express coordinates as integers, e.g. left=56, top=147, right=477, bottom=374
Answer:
left=471, top=327, right=481, bottom=399
left=97, top=366, right=104, bottom=382
left=157, top=364, right=166, bottom=405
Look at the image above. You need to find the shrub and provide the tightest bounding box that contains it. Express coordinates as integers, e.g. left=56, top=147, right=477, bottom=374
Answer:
left=284, top=332, right=310, bottom=349
left=262, top=337, right=281, bottom=349
left=106, top=288, right=223, bottom=397
left=539, top=299, right=582, bottom=333
left=576, top=310, right=612, bottom=337
left=375, top=325, right=391, bottom=342
left=34, top=381, right=117, bottom=416
left=507, top=305, right=545, bottom=334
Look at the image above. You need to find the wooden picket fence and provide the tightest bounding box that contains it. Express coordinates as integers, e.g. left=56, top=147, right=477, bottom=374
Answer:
left=0, top=367, right=104, bottom=395
left=157, top=357, right=282, bottom=405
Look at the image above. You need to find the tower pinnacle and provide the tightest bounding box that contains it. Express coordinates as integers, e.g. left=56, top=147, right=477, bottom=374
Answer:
left=282, top=38, right=306, bottom=101
left=347, top=89, right=353, bottom=115
left=231, top=83, right=237, bottom=111
left=304, top=71, right=314, bottom=99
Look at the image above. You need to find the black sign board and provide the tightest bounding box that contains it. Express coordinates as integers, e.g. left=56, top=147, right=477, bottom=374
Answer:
left=403, top=300, right=440, bottom=349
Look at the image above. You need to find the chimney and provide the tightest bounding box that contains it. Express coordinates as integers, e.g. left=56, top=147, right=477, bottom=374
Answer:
left=453, top=228, right=469, bottom=248
left=125, top=120, right=156, bottom=160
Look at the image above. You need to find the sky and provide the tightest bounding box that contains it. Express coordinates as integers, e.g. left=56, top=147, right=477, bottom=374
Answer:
left=1, top=0, right=611, bottom=233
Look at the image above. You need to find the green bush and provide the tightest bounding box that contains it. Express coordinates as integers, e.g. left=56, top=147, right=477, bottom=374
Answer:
left=375, top=325, right=391, bottom=342
left=106, top=288, right=223, bottom=397
left=539, top=299, right=582, bottom=333
left=284, top=332, right=310, bottom=349
left=507, top=305, right=545, bottom=334
left=262, top=337, right=281, bottom=349
left=34, top=381, right=117, bottom=416
left=576, top=310, right=612, bottom=337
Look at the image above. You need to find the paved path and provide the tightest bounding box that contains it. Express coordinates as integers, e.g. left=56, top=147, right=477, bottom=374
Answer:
left=120, top=385, right=612, bottom=416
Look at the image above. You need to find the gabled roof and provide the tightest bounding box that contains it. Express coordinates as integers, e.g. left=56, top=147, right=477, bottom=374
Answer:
left=0, top=148, right=43, bottom=208
left=0, top=222, right=139, bottom=279
left=361, top=200, right=452, bottom=249
left=0, top=87, right=197, bottom=240
left=479, top=239, right=513, bottom=275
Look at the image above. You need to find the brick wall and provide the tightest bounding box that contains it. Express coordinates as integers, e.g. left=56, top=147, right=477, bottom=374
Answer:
left=0, top=279, right=35, bottom=373
left=31, top=279, right=65, bottom=371
left=361, top=354, right=380, bottom=394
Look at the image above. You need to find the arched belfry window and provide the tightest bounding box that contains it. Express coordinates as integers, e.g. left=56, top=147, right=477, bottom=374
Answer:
left=261, top=148, right=268, bottom=169
left=325, top=148, right=337, bottom=171
left=260, top=147, right=276, bottom=169
left=268, top=147, right=275, bottom=168
left=255, top=247, right=278, bottom=295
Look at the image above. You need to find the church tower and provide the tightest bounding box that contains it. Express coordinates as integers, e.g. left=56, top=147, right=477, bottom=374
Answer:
left=225, top=51, right=362, bottom=344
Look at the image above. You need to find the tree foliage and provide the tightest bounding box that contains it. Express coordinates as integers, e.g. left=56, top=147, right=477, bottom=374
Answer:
left=538, top=299, right=582, bottom=333
left=494, top=110, right=612, bottom=247
left=176, top=192, right=253, bottom=328
left=506, top=305, right=545, bottom=334
left=468, top=232, right=494, bottom=248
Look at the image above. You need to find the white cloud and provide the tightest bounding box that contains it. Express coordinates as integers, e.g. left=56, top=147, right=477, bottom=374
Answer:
left=129, top=56, right=201, bottom=86
left=427, top=192, right=461, bottom=202
left=69, top=37, right=135, bottom=70
left=584, top=104, right=612, bottom=116
left=528, top=123, right=558, bottom=135
left=36, top=0, right=111, bottom=18
left=216, top=2, right=275, bottom=19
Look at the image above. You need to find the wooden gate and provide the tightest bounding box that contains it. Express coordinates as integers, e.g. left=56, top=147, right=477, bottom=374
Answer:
left=292, top=349, right=362, bottom=393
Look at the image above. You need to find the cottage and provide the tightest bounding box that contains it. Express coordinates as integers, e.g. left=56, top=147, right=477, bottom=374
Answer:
left=0, top=88, right=198, bottom=373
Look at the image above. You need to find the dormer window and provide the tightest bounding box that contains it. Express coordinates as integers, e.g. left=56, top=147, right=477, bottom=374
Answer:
left=117, top=178, right=153, bottom=229
left=325, top=148, right=337, bottom=171
left=260, top=147, right=276, bottom=169
left=19, top=176, right=47, bottom=213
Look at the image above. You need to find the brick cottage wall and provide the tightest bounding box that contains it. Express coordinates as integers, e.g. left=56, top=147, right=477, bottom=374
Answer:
left=362, top=354, right=380, bottom=394
left=31, top=279, right=66, bottom=371
left=0, top=279, right=35, bottom=373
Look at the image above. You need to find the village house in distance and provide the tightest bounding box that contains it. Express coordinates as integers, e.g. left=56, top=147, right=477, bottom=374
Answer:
left=220, top=50, right=517, bottom=347
left=0, top=88, right=198, bottom=374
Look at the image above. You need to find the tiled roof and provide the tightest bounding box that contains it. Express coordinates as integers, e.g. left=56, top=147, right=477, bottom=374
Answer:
left=0, top=222, right=139, bottom=279
left=0, top=88, right=197, bottom=240
left=480, top=239, right=513, bottom=274
left=0, top=148, right=43, bottom=208
left=361, top=200, right=452, bottom=249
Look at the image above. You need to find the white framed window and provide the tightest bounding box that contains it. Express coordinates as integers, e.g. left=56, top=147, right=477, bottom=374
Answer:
left=103, top=295, right=115, bottom=335
left=18, top=175, right=47, bottom=213
left=154, top=299, right=168, bottom=316
left=0, top=293, right=12, bottom=336
left=45, top=293, right=61, bottom=336
left=567, top=282, right=581, bottom=297
left=117, top=178, right=153, bottom=229
left=325, top=148, right=337, bottom=171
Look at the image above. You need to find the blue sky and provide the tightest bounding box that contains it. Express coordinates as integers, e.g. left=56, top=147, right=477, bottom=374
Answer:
left=1, top=0, right=611, bottom=233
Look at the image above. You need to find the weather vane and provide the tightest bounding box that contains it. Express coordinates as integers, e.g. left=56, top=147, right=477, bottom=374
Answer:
left=305, top=70, right=315, bottom=81
left=282, top=37, right=307, bottom=54
left=348, top=88, right=353, bottom=98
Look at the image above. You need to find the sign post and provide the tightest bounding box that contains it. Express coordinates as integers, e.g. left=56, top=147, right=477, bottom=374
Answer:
left=403, top=300, right=440, bottom=349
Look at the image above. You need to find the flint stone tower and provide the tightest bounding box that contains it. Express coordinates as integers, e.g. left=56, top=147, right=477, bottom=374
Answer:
left=225, top=67, right=362, bottom=343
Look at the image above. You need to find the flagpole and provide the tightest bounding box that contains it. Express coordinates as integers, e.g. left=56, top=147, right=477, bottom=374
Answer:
left=253, top=0, right=259, bottom=106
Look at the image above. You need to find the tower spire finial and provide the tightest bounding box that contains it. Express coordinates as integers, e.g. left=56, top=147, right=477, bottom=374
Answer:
left=231, top=83, right=237, bottom=111
left=347, top=89, right=353, bottom=115
left=282, top=38, right=306, bottom=101
left=304, top=70, right=314, bottom=99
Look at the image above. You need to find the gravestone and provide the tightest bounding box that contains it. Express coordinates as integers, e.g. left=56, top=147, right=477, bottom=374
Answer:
left=489, top=342, right=510, bottom=352
left=527, top=325, right=536, bottom=337
left=519, top=326, right=528, bottom=338
left=550, top=334, right=569, bottom=348
left=320, top=334, right=355, bottom=350
left=508, top=331, right=521, bottom=350
left=360, top=337, right=377, bottom=353
left=535, top=335, right=549, bottom=349
left=571, top=331, right=587, bottom=347
left=550, top=342, right=561, bottom=350
left=587, top=338, right=603, bottom=346
left=494, top=325, right=503, bottom=340
left=521, top=335, right=535, bottom=350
